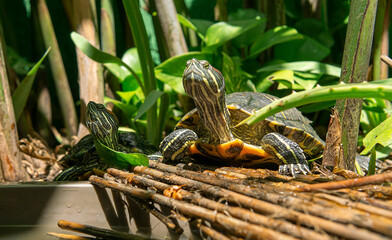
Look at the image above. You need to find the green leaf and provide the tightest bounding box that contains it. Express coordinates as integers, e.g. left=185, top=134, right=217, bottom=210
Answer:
left=229, top=9, right=266, bottom=47
left=177, top=14, right=198, bottom=32
left=71, top=32, right=144, bottom=91
left=135, top=90, right=164, bottom=120
left=191, top=19, right=214, bottom=37
left=299, top=101, right=335, bottom=113
left=155, top=52, right=212, bottom=94
left=116, top=91, right=138, bottom=104
left=293, top=72, right=321, bottom=90
left=203, top=17, right=263, bottom=52
left=249, top=26, right=303, bottom=58
left=122, top=47, right=142, bottom=74
left=222, top=53, right=252, bottom=94
left=94, top=139, right=148, bottom=169
left=104, top=97, right=137, bottom=118
left=361, top=115, right=392, bottom=155
left=274, top=36, right=330, bottom=61
left=12, top=47, right=51, bottom=121
left=257, top=61, right=341, bottom=77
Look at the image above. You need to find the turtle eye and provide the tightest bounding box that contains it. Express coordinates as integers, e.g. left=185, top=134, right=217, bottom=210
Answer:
left=203, top=62, right=210, bottom=69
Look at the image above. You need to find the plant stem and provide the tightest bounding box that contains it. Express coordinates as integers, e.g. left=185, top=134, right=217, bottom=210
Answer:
left=123, top=0, right=159, bottom=146
left=238, top=80, right=392, bottom=126
left=153, top=0, right=188, bottom=57
left=71, top=0, right=104, bottom=138
left=334, top=0, right=378, bottom=171
left=37, top=0, right=78, bottom=136
left=0, top=18, right=26, bottom=181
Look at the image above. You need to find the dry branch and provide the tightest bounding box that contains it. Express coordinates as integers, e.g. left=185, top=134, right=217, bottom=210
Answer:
left=133, top=162, right=389, bottom=240
left=47, top=232, right=94, bottom=240
left=89, top=175, right=297, bottom=240
left=108, top=168, right=329, bottom=240
left=298, top=172, right=392, bottom=191
left=57, top=220, right=149, bottom=240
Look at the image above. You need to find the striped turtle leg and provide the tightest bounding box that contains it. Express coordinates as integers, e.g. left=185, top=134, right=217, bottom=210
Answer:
left=260, top=132, right=311, bottom=176
left=160, top=129, right=198, bottom=161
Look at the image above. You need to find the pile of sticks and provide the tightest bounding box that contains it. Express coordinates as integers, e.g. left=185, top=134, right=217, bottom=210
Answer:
left=59, top=160, right=392, bottom=239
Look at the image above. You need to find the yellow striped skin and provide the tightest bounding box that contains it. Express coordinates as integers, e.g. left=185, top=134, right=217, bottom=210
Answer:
left=86, top=101, right=119, bottom=151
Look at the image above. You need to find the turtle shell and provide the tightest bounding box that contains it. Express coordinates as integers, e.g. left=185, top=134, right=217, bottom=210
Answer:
left=175, top=92, right=324, bottom=159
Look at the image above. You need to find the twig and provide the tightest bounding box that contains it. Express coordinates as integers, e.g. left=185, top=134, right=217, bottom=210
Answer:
left=108, top=168, right=329, bottom=240
left=131, top=196, right=184, bottom=235
left=47, top=232, right=95, bottom=239
left=57, top=220, right=149, bottom=240
left=136, top=163, right=388, bottom=240
left=381, top=54, right=392, bottom=68
left=89, top=175, right=297, bottom=240
left=200, top=223, right=231, bottom=240
left=298, top=172, right=392, bottom=192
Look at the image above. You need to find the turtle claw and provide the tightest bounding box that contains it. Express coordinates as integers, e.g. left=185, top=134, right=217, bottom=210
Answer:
left=279, top=163, right=311, bottom=177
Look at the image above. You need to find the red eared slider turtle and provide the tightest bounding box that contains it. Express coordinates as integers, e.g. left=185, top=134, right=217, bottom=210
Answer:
left=159, top=59, right=325, bottom=176
left=54, top=102, right=157, bottom=181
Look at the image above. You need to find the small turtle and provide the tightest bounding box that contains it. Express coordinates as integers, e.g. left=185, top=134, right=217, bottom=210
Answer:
left=54, top=102, right=157, bottom=181
left=160, top=59, right=325, bottom=176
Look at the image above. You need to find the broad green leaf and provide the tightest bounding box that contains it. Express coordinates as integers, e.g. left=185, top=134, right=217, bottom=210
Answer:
left=104, top=97, right=137, bottom=118
left=155, top=71, right=184, bottom=94
left=249, top=26, right=303, bottom=58
left=116, top=91, right=138, bottom=104
left=155, top=52, right=213, bottom=94
left=294, top=18, right=334, bottom=48
left=135, top=90, right=164, bottom=120
left=257, top=61, right=341, bottom=77
left=274, top=36, right=330, bottom=61
left=122, top=48, right=142, bottom=74
left=203, top=17, right=263, bottom=52
left=293, top=72, right=321, bottom=90
left=299, top=101, right=335, bottom=113
left=94, top=139, right=148, bottom=169
left=265, top=70, right=295, bottom=88
left=189, top=19, right=214, bottom=37
left=229, top=9, right=266, bottom=47
left=222, top=53, right=252, bottom=94
left=71, top=32, right=142, bottom=89
left=12, top=47, right=51, bottom=121
left=361, top=115, right=392, bottom=155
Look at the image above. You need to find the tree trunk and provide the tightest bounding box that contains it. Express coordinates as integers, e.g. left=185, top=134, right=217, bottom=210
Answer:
left=0, top=19, right=26, bottom=181
left=71, top=0, right=104, bottom=139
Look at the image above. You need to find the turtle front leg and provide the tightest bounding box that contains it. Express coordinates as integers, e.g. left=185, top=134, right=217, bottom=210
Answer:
left=160, top=129, right=198, bottom=161
left=261, top=132, right=311, bottom=176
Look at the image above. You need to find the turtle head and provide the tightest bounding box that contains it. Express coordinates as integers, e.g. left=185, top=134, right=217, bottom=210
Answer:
left=86, top=101, right=119, bottom=150
left=182, top=59, right=233, bottom=143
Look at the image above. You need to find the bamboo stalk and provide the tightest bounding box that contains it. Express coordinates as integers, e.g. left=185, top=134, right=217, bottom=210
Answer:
left=331, top=0, right=378, bottom=171
left=89, top=175, right=298, bottom=240
left=108, top=168, right=331, bottom=240
left=36, top=0, right=78, bottom=137
left=70, top=0, right=104, bottom=139
left=0, top=16, right=26, bottom=181
left=57, top=219, right=149, bottom=240
left=153, top=0, right=188, bottom=57
left=123, top=1, right=159, bottom=146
